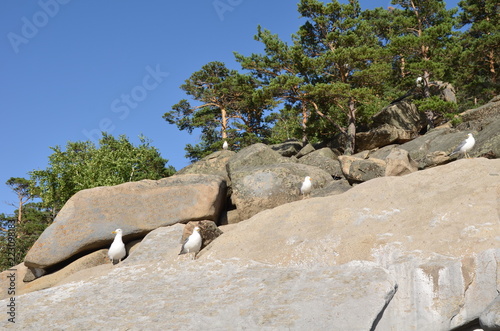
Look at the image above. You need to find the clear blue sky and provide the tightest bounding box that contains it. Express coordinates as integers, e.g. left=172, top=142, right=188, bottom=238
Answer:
left=0, top=0, right=460, bottom=215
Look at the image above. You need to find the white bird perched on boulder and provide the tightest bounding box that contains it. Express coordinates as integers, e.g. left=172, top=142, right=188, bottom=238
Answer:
left=108, top=229, right=126, bottom=265
left=416, top=76, right=424, bottom=87
left=451, top=133, right=475, bottom=158
left=179, top=226, right=202, bottom=259
left=300, top=176, right=312, bottom=198
left=222, top=140, right=229, bottom=150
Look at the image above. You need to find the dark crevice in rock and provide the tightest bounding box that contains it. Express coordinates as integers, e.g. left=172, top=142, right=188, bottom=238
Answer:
left=371, top=283, right=398, bottom=331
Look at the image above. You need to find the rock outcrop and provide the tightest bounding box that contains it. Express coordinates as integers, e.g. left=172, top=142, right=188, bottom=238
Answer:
left=3, top=158, right=498, bottom=330
left=4, top=97, right=499, bottom=330
left=24, top=174, right=227, bottom=271
left=230, top=163, right=334, bottom=220
left=356, top=101, right=427, bottom=151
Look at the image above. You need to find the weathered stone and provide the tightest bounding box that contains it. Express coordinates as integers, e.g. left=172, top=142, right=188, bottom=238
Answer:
left=204, top=158, right=500, bottom=266
left=473, top=117, right=500, bottom=159
left=399, top=128, right=471, bottom=168
left=295, top=143, right=315, bottom=158
left=270, top=140, right=303, bottom=157
left=0, top=259, right=396, bottom=330
left=230, top=163, right=334, bottom=220
left=338, top=155, right=386, bottom=184
left=376, top=249, right=500, bottom=331
left=179, top=220, right=222, bottom=250
left=356, top=124, right=416, bottom=151
left=24, top=174, right=227, bottom=270
left=200, top=158, right=500, bottom=330
left=480, top=295, right=500, bottom=331
left=459, top=95, right=500, bottom=126
left=372, top=101, right=427, bottom=132
left=368, top=144, right=401, bottom=160
left=298, top=148, right=343, bottom=178
left=176, top=150, right=235, bottom=184
left=384, top=148, right=418, bottom=176
left=122, top=225, right=184, bottom=265
left=22, top=267, right=45, bottom=282
left=1, top=249, right=109, bottom=300
left=227, top=143, right=287, bottom=176
left=311, top=178, right=352, bottom=197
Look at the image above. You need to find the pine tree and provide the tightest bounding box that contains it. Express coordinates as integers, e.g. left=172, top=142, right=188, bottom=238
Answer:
left=164, top=61, right=275, bottom=160
left=456, top=0, right=499, bottom=105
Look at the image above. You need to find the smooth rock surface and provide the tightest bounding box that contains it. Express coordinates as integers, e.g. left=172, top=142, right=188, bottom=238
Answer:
left=1, top=260, right=397, bottom=330
left=230, top=163, right=334, bottom=220
left=24, top=174, right=227, bottom=270
left=202, top=158, right=500, bottom=266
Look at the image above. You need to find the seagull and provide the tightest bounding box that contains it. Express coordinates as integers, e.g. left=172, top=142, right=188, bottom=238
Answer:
left=179, top=226, right=202, bottom=259
left=451, top=133, right=475, bottom=158
left=222, top=140, right=229, bottom=150
left=108, top=229, right=126, bottom=265
left=300, top=176, right=312, bottom=198
left=416, top=76, right=424, bottom=87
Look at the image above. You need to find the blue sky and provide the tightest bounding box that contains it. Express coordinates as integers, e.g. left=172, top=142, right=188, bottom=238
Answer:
left=0, top=0, right=460, bottom=215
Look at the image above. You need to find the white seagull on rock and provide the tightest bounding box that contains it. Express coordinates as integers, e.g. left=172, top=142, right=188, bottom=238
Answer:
left=416, top=76, right=424, bottom=87
left=222, top=140, right=229, bottom=150
left=108, top=229, right=126, bottom=265
left=451, top=133, right=475, bottom=158
left=179, top=226, right=202, bottom=259
left=300, top=176, right=312, bottom=198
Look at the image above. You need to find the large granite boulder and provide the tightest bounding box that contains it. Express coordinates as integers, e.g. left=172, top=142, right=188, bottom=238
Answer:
left=356, top=123, right=417, bottom=151
left=458, top=95, right=500, bottom=131
left=227, top=143, right=288, bottom=175
left=338, top=147, right=417, bottom=184
left=399, top=128, right=476, bottom=168
left=297, top=147, right=343, bottom=178
left=356, top=101, right=427, bottom=151
left=230, top=163, right=334, bottom=220
left=270, top=140, right=303, bottom=157
left=201, top=158, right=500, bottom=330
left=24, top=174, right=227, bottom=270
left=176, top=150, right=235, bottom=184
left=372, top=101, right=427, bottom=132
left=473, top=117, right=500, bottom=158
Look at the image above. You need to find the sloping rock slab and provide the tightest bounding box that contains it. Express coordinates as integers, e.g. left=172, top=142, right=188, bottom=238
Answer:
left=356, top=124, right=417, bottom=151
left=202, top=158, right=500, bottom=267
left=0, top=260, right=396, bottom=330
left=372, top=101, right=427, bottom=131
left=399, top=128, right=471, bottom=168
left=176, top=150, right=236, bottom=184
left=231, top=163, right=333, bottom=220
left=227, top=143, right=288, bottom=175
left=24, top=174, right=226, bottom=269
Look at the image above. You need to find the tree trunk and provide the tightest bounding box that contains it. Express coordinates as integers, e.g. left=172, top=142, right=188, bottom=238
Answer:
left=221, top=107, right=228, bottom=139
left=345, top=99, right=356, bottom=155
left=17, top=197, right=23, bottom=225
left=489, top=50, right=497, bottom=83
left=422, top=70, right=431, bottom=98
left=301, top=103, right=308, bottom=144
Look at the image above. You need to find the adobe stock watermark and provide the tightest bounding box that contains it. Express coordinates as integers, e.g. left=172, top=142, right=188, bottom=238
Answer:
left=7, top=0, right=72, bottom=54
left=4, top=219, right=17, bottom=323
left=213, top=0, right=243, bottom=21
left=82, top=64, right=169, bottom=144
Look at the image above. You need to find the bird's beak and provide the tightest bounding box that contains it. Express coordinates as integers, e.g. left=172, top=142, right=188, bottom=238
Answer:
left=112, top=231, right=116, bottom=234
